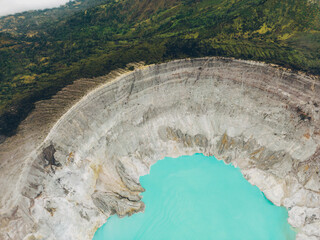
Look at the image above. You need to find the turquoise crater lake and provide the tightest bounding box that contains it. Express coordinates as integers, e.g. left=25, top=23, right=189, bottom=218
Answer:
left=93, top=154, right=296, bottom=240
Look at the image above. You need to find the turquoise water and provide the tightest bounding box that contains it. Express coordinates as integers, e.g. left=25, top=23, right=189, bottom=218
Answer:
left=93, top=154, right=296, bottom=240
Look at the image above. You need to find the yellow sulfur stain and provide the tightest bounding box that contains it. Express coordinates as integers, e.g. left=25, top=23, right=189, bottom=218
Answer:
left=90, top=163, right=102, bottom=180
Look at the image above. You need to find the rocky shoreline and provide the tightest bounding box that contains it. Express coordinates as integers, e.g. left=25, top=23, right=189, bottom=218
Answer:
left=0, top=58, right=319, bottom=240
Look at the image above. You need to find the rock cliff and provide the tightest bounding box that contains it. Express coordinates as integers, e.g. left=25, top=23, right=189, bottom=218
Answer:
left=0, top=58, right=319, bottom=240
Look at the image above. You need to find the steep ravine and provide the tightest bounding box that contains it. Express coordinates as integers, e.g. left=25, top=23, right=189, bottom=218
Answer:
left=0, top=58, right=320, bottom=240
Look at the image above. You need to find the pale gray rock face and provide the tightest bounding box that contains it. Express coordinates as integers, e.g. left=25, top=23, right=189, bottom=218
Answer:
left=0, top=58, right=320, bottom=240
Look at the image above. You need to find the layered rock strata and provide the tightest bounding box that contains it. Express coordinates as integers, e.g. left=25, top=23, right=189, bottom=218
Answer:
left=0, top=58, right=319, bottom=240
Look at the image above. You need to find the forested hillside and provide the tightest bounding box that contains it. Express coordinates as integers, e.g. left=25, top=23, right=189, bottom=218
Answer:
left=0, top=0, right=320, bottom=136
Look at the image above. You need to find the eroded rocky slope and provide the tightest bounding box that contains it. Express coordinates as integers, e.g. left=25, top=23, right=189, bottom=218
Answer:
left=0, top=58, right=320, bottom=240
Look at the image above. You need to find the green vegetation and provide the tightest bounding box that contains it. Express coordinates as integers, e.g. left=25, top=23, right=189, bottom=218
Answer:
left=0, top=0, right=320, bottom=136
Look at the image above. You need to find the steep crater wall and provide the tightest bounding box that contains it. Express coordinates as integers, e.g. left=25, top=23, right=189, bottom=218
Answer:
left=1, top=58, right=320, bottom=240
